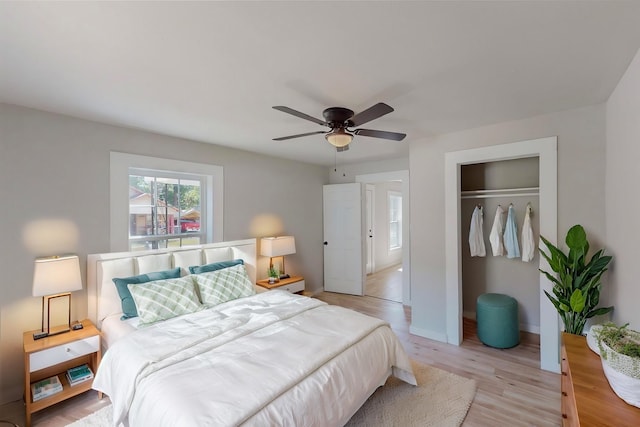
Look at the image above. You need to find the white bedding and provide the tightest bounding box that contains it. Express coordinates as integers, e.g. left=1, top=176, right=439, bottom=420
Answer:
left=94, top=291, right=416, bottom=427
left=100, top=314, right=139, bottom=349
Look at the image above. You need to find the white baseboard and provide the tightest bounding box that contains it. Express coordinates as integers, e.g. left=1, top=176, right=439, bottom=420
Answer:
left=409, top=324, right=448, bottom=343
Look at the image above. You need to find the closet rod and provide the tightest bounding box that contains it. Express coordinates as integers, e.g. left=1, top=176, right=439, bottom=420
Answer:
left=461, top=192, right=539, bottom=199
left=460, top=186, right=539, bottom=196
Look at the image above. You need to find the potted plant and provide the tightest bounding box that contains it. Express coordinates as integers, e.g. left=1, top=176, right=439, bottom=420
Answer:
left=539, top=224, right=613, bottom=335
left=267, top=266, right=279, bottom=284
left=594, top=323, right=640, bottom=407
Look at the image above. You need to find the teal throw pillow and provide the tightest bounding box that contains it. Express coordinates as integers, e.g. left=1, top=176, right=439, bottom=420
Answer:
left=188, top=258, right=244, bottom=275
left=113, top=267, right=181, bottom=319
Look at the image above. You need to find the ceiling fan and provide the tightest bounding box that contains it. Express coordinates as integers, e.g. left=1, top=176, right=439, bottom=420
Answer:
left=272, top=102, right=406, bottom=151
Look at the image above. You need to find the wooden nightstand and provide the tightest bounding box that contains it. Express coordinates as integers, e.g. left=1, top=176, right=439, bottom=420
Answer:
left=23, top=319, right=101, bottom=427
left=256, top=275, right=305, bottom=293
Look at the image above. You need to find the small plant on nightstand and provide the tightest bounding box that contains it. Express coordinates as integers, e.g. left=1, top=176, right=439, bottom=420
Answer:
left=268, top=266, right=279, bottom=284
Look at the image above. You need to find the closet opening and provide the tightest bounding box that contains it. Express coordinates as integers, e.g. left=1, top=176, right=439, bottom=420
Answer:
left=460, top=158, right=540, bottom=342
left=444, top=136, right=558, bottom=372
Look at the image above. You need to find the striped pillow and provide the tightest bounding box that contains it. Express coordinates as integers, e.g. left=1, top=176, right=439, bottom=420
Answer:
left=127, top=276, right=202, bottom=325
left=193, top=264, right=255, bottom=306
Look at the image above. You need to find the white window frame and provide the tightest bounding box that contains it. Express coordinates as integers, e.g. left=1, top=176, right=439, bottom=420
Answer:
left=388, top=191, right=402, bottom=251
left=110, top=152, right=223, bottom=251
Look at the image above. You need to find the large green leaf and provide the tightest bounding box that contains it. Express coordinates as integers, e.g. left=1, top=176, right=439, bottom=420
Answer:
left=585, top=306, right=614, bottom=318
left=569, top=289, right=585, bottom=313
left=566, top=225, right=587, bottom=251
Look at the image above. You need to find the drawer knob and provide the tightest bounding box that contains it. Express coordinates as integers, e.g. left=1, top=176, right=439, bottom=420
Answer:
left=562, top=413, right=567, bottom=419
left=562, top=391, right=567, bottom=396
left=66, top=347, right=71, bottom=352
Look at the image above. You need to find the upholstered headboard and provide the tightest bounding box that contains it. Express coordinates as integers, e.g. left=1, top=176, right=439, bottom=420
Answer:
left=87, top=238, right=257, bottom=328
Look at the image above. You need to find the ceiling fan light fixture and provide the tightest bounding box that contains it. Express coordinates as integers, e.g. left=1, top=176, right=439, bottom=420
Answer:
left=325, top=128, right=353, bottom=147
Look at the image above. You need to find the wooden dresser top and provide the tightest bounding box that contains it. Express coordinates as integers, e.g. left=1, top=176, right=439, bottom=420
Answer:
left=563, top=332, right=640, bottom=425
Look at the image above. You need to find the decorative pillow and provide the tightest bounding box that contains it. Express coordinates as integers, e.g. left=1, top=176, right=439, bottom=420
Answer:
left=188, top=258, right=244, bottom=275
left=192, top=263, right=255, bottom=306
left=113, top=267, right=181, bottom=319
left=127, top=276, right=202, bottom=325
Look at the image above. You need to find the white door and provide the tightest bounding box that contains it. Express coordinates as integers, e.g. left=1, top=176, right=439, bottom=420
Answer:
left=323, top=183, right=365, bottom=295
left=365, top=185, right=375, bottom=274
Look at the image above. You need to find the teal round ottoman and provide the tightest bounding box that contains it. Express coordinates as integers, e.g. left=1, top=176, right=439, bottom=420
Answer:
left=476, top=293, right=519, bottom=348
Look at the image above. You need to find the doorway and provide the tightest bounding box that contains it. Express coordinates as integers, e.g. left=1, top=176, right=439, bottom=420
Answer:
left=356, top=170, right=410, bottom=306
left=444, top=136, right=559, bottom=372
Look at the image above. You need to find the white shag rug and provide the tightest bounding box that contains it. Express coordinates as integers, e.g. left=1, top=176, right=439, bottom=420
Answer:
left=67, top=362, right=476, bottom=427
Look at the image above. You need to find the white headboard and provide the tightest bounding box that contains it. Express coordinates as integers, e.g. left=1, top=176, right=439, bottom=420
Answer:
left=87, top=238, right=257, bottom=328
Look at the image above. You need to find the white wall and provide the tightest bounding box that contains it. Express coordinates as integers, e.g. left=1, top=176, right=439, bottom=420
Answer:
left=410, top=104, right=607, bottom=341
left=606, top=47, right=640, bottom=330
left=0, top=103, right=328, bottom=404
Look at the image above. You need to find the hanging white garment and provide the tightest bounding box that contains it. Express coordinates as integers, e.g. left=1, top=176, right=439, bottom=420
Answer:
left=504, top=204, right=520, bottom=259
left=521, top=204, right=535, bottom=262
left=489, top=205, right=505, bottom=256
left=469, top=206, right=486, bottom=257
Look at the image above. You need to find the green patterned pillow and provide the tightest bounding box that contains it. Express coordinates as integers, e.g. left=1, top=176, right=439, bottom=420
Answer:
left=127, top=276, right=202, bottom=325
left=192, top=263, right=255, bottom=306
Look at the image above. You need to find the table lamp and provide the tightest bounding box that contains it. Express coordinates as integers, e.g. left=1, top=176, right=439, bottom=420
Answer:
left=260, top=236, right=296, bottom=279
left=32, top=254, right=83, bottom=340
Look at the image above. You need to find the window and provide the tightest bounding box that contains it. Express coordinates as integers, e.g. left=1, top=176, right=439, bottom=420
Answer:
left=110, top=153, right=223, bottom=251
left=389, top=191, right=402, bottom=250
left=128, top=170, right=205, bottom=251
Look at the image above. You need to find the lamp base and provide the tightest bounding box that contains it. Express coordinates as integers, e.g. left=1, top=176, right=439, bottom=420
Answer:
left=33, top=331, right=48, bottom=340
left=33, top=326, right=71, bottom=340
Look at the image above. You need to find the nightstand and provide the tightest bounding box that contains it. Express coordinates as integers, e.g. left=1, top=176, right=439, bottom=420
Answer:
left=23, top=319, right=101, bottom=427
left=256, top=275, right=305, bottom=293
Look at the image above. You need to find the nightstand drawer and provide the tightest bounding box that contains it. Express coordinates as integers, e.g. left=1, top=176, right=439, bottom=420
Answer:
left=29, top=335, right=100, bottom=372
left=280, top=280, right=304, bottom=293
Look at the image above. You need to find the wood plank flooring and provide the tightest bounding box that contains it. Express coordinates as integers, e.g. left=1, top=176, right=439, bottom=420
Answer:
left=1, top=291, right=561, bottom=426
left=365, top=264, right=403, bottom=303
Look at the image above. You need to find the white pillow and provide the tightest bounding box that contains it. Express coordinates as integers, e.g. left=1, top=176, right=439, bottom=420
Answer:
left=192, top=264, right=255, bottom=306
left=128, top=276, right=202, bottom=325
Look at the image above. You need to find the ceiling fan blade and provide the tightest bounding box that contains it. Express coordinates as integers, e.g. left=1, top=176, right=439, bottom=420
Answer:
left=273, top=106, right=327, bottom=126
left=350, top=103, right=394, bottom=127
left=354, top=128, right=407, bottom=141
left=337, top=145, right=350, bottom=152
left=273, top=130, right=326, bottom=141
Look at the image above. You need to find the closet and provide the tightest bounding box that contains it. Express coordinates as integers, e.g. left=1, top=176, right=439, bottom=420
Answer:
left=461, top=157, right=540, bottom=336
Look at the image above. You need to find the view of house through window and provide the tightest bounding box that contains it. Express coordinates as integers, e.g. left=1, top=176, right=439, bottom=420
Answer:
left=129, top=170, right=205, bottom=251
left=389, top=191, right=402, bottom=250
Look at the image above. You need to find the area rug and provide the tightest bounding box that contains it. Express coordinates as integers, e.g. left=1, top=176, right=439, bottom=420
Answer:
left=67, top=362, right=476, bottom=427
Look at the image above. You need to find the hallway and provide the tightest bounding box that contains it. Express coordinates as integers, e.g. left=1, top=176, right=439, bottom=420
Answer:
left=365, top=264, right=402, bottom=303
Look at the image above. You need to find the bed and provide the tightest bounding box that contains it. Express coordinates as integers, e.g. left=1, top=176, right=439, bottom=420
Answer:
left=87, top=239, right=416, bottom=426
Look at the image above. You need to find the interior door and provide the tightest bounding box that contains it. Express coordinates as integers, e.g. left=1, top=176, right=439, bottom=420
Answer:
left=323, top=183, right=365, bottom=295
left=365, top=185, right=375, bottom=275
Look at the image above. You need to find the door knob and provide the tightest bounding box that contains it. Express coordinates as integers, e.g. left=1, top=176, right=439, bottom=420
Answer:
left=323, top=242, right=328, bottom=245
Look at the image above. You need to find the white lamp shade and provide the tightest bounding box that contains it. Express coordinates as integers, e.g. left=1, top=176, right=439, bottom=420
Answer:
left=260, top=236, right=296, bottom=257
left=32, top=255, right=83, bottom=297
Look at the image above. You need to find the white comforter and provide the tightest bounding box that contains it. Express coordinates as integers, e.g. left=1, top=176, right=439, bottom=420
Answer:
left=93, top=291, right=416, bottom=427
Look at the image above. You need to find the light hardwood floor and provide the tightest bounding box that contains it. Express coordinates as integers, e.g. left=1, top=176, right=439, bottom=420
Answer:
left=365, top=264, right=403, bottom=303
left=1, top=291, right=561, bottom=426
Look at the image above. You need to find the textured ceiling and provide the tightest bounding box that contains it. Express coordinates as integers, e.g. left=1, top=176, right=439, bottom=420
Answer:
left=2, top=1, right=640, bottom=166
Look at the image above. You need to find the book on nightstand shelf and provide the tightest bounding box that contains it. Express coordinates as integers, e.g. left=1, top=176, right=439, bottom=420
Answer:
left=66, top=364, right=94, bottom=386
left=31, top=375, right=63, bottom=402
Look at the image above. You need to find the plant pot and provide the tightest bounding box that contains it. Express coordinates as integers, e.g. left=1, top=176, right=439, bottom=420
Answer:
left=598, top=330, right=640, bottom=408
left=586, top=325, right=602, bottom=355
